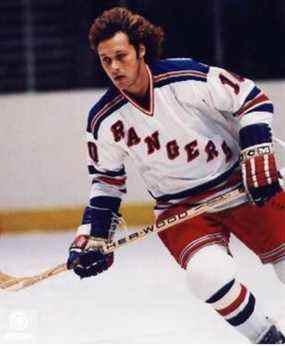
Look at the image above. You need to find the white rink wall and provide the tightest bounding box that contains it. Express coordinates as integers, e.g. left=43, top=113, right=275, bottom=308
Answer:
left=1, top=81, right=285, bottom=210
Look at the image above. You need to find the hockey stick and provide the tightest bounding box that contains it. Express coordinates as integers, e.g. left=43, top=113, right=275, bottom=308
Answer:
left=0, top=263, right=66, bottom=291
left=0, top=187, right=246, bottom=291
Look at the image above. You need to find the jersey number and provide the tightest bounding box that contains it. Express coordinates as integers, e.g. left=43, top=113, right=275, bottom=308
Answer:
left=219, top=71, right=244, bottom=95
left=88, top=142, right=98, bottom=163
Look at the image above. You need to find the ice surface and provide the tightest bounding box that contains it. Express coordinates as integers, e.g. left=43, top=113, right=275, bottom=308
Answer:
left=0, top=229, right=284, bottom=344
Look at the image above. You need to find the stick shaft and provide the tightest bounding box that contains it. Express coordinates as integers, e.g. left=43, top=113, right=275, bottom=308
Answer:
left=0, top=187, right=245, bottom=291
left=100, top=187, right=246, bottom=254
left=2, top=167, right=285, bottom=291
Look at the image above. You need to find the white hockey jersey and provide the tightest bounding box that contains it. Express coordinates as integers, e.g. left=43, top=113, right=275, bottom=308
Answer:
left=85, top=58, right=273, bottom=213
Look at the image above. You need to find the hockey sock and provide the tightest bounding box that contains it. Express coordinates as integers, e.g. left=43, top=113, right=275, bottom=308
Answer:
left=273, top=259, right=285, bottom=284
left=206, top=279, right=271, bottom=342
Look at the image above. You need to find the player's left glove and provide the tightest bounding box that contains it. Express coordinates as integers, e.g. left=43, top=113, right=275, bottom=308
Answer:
left=239, top=123, right=282, bottom=207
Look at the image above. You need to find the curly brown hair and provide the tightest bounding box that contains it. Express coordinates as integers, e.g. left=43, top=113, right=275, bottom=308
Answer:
left=89, top=7, right=165, bottom=63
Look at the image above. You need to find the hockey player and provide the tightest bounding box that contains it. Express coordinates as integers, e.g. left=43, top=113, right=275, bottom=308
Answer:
left=67, top=7, right=285, bottom=343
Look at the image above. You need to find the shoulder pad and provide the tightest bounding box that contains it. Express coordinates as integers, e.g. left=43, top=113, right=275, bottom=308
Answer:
left=87, top=88, right=127, bottom=139
left=150, top=58, right=209, bottom=87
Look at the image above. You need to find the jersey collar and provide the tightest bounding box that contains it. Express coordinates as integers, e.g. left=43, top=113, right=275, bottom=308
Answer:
left=119, top=65, right=154, bottom=116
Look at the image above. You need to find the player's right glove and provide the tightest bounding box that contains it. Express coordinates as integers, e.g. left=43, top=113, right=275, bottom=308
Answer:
left=239, top=123, right=282, bottom=207
left=67, top=234, right=114, bottom=278
left=67, top=207, right=120, bottom=278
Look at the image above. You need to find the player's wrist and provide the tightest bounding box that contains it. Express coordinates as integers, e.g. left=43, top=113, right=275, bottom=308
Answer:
left=239, top=123, right=272, bottom=150
left=80, top=206, right=120, bottom=239
left=239, top=142, right=273, bottom=162
left=75, top=224, right=91, bottom=237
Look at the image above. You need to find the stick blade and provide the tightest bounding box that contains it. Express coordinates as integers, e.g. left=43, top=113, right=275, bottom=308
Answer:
left=0, top=271, right=28, bottom=290
left=0, top=263, right=67, bottom=291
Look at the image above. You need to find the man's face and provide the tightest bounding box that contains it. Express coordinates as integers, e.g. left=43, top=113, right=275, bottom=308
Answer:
left=98, top=31, right=145, bottom=92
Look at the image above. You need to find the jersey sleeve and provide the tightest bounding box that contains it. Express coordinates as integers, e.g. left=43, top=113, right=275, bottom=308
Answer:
left=77, top=124, right=128, bottom=237
left=86, top=127, right=127, bottom=211
left=202, top=66, right=274, bottom=128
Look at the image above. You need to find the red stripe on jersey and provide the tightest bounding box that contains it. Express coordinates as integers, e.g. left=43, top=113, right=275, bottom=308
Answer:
left=97, top=176, right=126, bottom=186
left=154, top=70, right=207, bottom=83
left=91, top=95, right=124, bottom=133
left=236, top=93, right=269, bottom=116
left=217, top=284, right=247, bottom=316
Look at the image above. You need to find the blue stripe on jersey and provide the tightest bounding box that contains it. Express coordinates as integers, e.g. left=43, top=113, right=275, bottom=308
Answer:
left=227, top=294, right=255, bottom=326
left=244, top=103, right=274, bottom=115
left=244, top=86, right=261, bottom=103
left=155, top=75, right=207, bottom=88
left=91, top=98, right=127, bottom=139
left=152, top=161, right=239, bottom=203
left=151, top=59, right=208, bottom=88
left=88, top=165, right=96, bottom=175
left=88, top=166, right=126, bottom=177
left=87, top=87, right=127, bottom=138
left=150, top=58, right=209, bottom=76
left=87, top=87, right=118, bottom=132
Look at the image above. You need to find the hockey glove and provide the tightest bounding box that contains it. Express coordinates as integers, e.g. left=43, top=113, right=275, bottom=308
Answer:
left=67, top=235, right=113, bottom=278
left=239, top=123, right=282, bottom=207
left=67, top=207, right=120, bottom=278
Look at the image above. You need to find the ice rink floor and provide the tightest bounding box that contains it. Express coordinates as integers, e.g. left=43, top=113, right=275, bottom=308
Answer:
left=0, top=229, right=284, bottom=344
